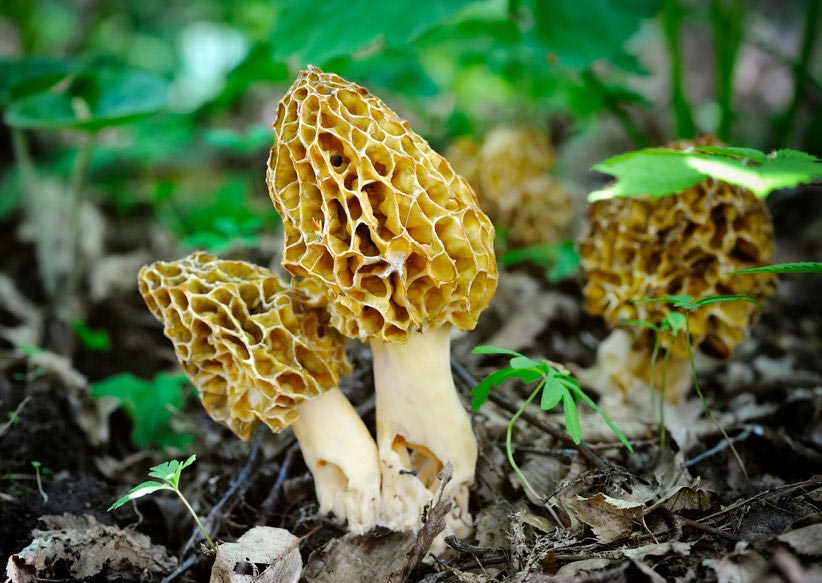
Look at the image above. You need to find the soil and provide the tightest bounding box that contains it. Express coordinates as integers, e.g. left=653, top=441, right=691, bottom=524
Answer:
left=1, top=184, right=821, bottom=582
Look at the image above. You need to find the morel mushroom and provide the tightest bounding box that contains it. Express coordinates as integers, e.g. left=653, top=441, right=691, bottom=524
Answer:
left=266, top=67, right=498, bottom=542
left=578, top=137, right=777, bottom=402
left=447, top=126, right=573, bottom=247
left=139, top=252, right=380, bottom=532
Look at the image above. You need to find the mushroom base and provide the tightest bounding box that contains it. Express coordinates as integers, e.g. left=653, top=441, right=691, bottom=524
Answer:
left=370, top=326, right=477, bottom=550
left=292, top=387, right=381, bottom=533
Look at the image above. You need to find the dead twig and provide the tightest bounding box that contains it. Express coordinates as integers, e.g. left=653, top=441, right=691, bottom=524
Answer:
left=444, top=534, right=507, bottom=556
left=259, top=439, right=299, bottom=523
left=0, top=396, right=30, bottom=439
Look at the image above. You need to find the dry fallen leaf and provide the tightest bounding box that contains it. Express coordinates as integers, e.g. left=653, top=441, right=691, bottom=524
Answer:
left=5, top=513, right=176, bottom=582
left=210, top=526, right=302, bottom=583
left=777, top=523, right=822, bottom=557
left=566, top=493, right=643, bottom=543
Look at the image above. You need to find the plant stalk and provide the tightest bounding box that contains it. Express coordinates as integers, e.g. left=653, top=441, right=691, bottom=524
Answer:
left=661, top=0, right=696, bottom=138
left=175, top=489, right=216, bottom=552
left=771, top=0, right=821, bottom=145
left=506, top=382, right=545, bottom=502
left=711, top=0, right=748, bottom=141
left=684, top=315, right=748, bottom=478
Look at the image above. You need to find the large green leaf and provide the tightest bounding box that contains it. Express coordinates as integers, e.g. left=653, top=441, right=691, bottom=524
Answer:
left=272, top=0, right=475, bottom=67
left=0, top=58, right=77, bottom=107
left=521, top=0, right=662, bottom=71
left=4, top=68, right=167, bottom=131
left=590, top=146, right=822, bottom=201
left=91, top=372, right=191, bottom=449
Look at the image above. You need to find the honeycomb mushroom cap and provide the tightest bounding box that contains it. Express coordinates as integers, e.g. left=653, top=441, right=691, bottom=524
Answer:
left=138, top=251, right=351, bottom=439
left=580, top=140, right=777, bottom=359
left=476, top=126, right=555, bottom=207
left=267, top=66, right=498, bottom=343
left=447, top=127, right=572, bottom=247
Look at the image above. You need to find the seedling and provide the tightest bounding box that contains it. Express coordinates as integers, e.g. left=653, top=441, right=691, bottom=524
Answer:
left=727, top=261, right=822, bottom=275
left=31, top=461, right=48, bottom=504
left=627, top=293, right=762, bottom=475
left=109, top=455, right=215, bottom=552
left=471, top=345, right=632, bottom=501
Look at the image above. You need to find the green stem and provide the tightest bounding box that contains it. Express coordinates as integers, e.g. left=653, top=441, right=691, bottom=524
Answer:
left=506, top=382, right=546, bottom=501
left=711, top=0, right=747, bottom=141
left=61, top=132, right=97, bottom=322
left=11, top=128, right=57, bottom=298
left=684, top=315, right=748, bottom=478
left=661, top=0, right=696, bottom=138
left=771, top=0, right=820, bottom=145
left=175, top=488, right=216, bottom=552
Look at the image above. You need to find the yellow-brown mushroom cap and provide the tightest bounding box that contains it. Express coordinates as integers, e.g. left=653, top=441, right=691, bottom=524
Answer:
left=579, top=138, right=777, bottom=359
left=138, top=251, right=351, bottom=440
left=267, top=66, right=497, bottom=343
left=446, top=128, right=571, bottom=247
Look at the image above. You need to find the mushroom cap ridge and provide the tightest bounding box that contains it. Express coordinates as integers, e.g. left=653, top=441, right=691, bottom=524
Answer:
left=138, top=251, right=351, bottom=439
left=267, top=66, right=498, bottom=343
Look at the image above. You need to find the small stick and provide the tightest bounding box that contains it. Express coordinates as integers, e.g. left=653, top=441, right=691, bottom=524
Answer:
left=443, top=535, right=506, bottom=556
left=259, top=440, right=299, bottom=522
left=0, top=397, right=30, bottom=439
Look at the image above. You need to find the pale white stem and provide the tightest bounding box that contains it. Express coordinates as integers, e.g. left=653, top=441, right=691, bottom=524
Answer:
left=370, top=326, right=476, bottom=542
left=291, top=387, right=381, bottom=533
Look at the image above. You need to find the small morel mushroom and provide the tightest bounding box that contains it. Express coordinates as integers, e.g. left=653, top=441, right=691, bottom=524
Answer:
left=578, top=136, right=777, bottom=402
left=138, top=252, right=380, bottom=532
left=446, top=126, right=573, bottom=247
left=266, top=67, right=498, bottom=544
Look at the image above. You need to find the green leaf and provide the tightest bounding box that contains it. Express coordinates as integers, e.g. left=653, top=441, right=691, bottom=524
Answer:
left=663, top=311, right=687, bottom=335
left=69, top=320, right=111, bottom=351
left=509, top=355, right=543, bottom=370
left=91, top=372, right=192, bottom=449
left=272, top=0, right=474, bottom=67
left=589, top=146, right=822, bottom=202
left=4, top=68, right=167, bottom=131
left=470, top=367, right=543, bottom=412
left=521, top=0, right=661, bottom=71
left=688, top=294, right=761, bottom=309
left=727, top=262, right=822, bottom=275
left=573, top=389, right=634, bottom=452
left=471, top=345, right=526, bottom=358
left=589, top=149, right=706, bottom=201
left=540, top=377, right=565, bottom=411
left=0, top=58, right=78, bottom=107
left=108, top=481, right=173, bottom=511
left=562, top=391, right=582, bottom=444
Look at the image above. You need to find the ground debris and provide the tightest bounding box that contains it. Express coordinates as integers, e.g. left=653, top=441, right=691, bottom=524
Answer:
left=210, top=526, right=301, bottom=583
left=5, top=513, right=177, bottom=582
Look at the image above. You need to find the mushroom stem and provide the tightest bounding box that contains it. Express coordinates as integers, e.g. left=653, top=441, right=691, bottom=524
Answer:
left=370, top=326, right=476, bottom=538
left=291, top=387, right=381, bottom=533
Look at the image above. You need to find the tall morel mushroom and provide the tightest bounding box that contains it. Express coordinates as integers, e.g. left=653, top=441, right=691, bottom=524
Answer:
left=138, top=251, right=381, bottom=532
left=579, top=137, right=777, bottom=402
left=266, top=67, right=498, bottom=540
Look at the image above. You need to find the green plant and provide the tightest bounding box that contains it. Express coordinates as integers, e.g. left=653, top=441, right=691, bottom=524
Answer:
left=30, top=460, right=48, bottom=504
left=500, top=240, right=580, bottom=282
left=625, top=293, right=762, bottom=473
left=727, top=261, right=822, bottom=275
left=470, top=345, right=632, bottom=500
left=2, top=60, right=167, bottom=353
left=69, top=320, right=111, bottom=352
left=590, top=145, right=822, bottom=201
left=91, top=372, right=193, bottom=451
left=109, top=455, right=215, bottom=552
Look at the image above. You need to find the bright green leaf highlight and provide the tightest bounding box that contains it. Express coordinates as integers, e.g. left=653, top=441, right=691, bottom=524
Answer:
left=69, top=320, right=110, bottom=351
left=590, top=146, right=822, bottom=201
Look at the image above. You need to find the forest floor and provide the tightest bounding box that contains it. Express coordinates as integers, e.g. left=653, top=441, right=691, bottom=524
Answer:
left=1, top=183, right=821, bottom=582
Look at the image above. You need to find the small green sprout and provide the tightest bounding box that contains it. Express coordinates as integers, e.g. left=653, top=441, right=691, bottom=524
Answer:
left=31, top=461, right=48, bottom=504
left=109, top=455, right=215, bottom=551
left=471, top=345, right=632, bottom=500
left=626, top=293, right=763, bottom=474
